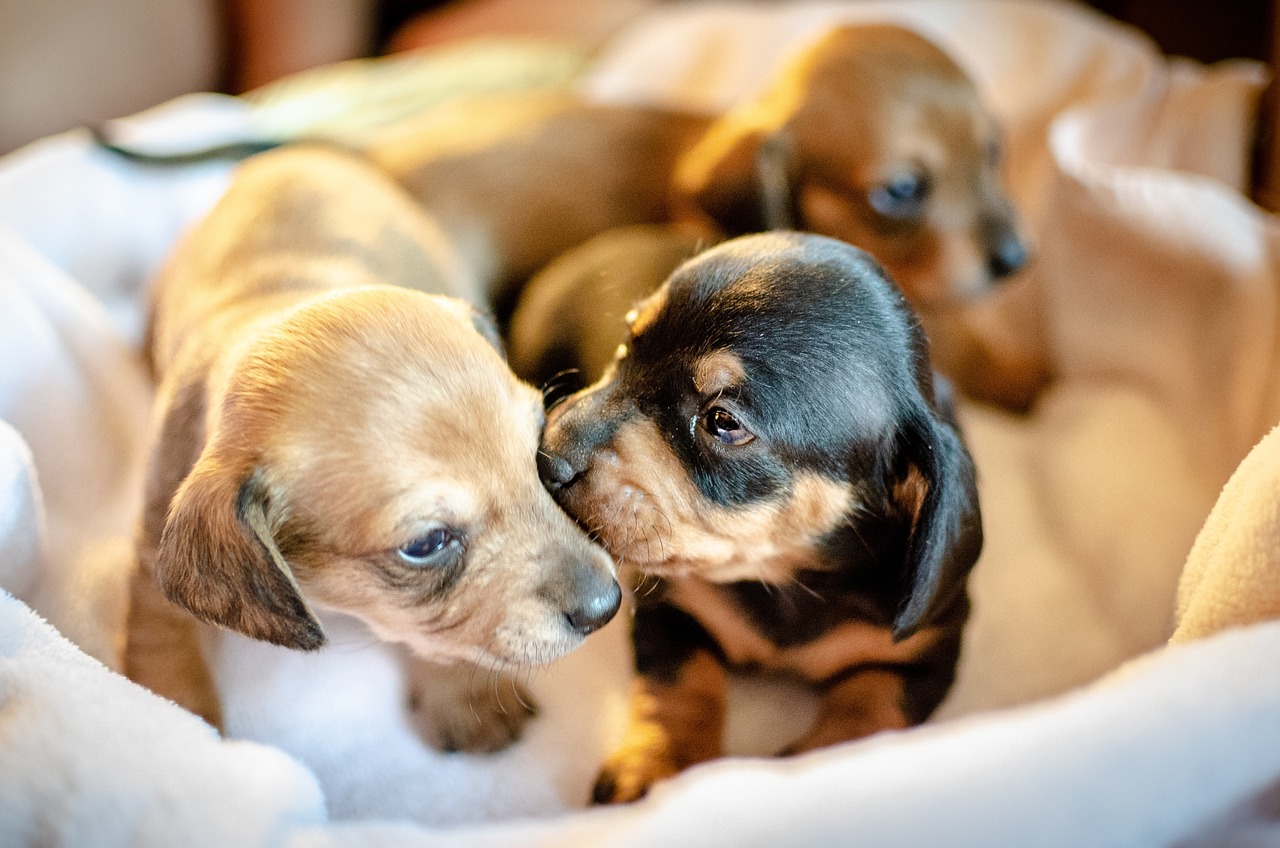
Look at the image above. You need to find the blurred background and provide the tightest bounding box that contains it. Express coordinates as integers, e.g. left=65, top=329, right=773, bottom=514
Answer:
left=1, top=0, right=1275, bottom=200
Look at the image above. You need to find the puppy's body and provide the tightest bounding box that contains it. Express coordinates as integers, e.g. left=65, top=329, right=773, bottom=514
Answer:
left=507, top=224, right=708, bottom=394
left=372, top=98, right=709, bottom=311
left=374, top=25, right=1036, bottom=408
left=128, top=147, right=619, bottom=744
left=538, top=233, right=982, bottom=801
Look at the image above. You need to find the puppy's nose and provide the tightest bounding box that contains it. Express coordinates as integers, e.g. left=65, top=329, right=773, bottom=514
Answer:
left=565, top=578, right=622, bottom=636
left=537, top=450, right=580, bottom=491
left=989, top=234, right=1028, bottom=279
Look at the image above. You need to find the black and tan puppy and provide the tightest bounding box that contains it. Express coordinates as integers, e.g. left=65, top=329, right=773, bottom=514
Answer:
left=537, top=232, right=983, bottom=802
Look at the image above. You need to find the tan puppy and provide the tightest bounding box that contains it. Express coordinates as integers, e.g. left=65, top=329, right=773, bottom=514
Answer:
left=372, top=24, right=1036, bottom=406
left=125, top=146, right=620, bottom=744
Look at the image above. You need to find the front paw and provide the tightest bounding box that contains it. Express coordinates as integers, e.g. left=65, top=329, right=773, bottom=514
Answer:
left=407, top=664, right=539, bottom=754
left=591, top=728, right=678, bottom=804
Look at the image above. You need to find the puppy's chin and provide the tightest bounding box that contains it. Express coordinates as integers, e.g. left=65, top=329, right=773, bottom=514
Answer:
left=374, top=623, right=591, bottom=670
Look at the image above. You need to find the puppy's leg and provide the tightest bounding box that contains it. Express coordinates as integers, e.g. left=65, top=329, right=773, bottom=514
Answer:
left=405, top=658, right=538, bottom=754
left=593, top=649, right=727, bottom=804
left=594, top=601, right=727, bottom=804
left=780, top=668, right=909, bottom=755
left=124, top=563, right=223, bottom=728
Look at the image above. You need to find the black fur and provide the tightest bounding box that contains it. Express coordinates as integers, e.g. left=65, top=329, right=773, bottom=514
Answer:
left=539, top=231, right=982, bottom=732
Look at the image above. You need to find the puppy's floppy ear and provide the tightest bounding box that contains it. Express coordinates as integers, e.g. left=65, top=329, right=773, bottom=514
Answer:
left=675, top=121, right=796, bottom=235
left=154, top=453, right=324, bottom=650
left=889, top=405, right=983, bottom=640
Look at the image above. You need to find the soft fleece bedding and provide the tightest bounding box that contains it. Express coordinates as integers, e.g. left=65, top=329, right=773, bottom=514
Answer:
left=2, top=1, right=1280, bottom=845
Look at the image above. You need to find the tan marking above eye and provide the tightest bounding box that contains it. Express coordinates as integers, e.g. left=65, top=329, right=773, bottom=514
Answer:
left=692, top=350, right=746, bottom=397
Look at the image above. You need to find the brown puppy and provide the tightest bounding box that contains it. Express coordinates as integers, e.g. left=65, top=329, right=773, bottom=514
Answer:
left=125, top=146, right=621, bottom=745
left=372, top=25, right=1028, bottom=347
left=537, top=232, right=983, bottom=802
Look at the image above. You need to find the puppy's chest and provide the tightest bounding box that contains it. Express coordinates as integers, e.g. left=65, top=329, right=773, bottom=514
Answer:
left=662, top=576, right=909, bottom=683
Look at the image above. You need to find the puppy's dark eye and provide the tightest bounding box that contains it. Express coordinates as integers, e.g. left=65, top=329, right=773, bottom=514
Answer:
left=869, top=172, right=930, bottom=220
left=702, top=407, right=754, bottom=446
left=398, top=528, right=458, bottom=566
left=986, top=138, right=1003, bottom=165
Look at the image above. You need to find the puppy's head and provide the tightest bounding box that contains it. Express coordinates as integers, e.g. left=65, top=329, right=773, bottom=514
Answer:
left=539, top=233, right=981, bottom=637
left=674, top=24, right=1028, bottom=309
left=154, top=287, right=619, bottom=665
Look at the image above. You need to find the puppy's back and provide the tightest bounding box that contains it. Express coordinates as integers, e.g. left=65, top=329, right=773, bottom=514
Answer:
left=148, top=146, right=475, bottom=377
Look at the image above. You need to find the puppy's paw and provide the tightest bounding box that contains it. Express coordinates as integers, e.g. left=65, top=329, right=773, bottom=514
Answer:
left=591, top=723, right=678, bottom=804
left=406, top=661, right=538, bottom=754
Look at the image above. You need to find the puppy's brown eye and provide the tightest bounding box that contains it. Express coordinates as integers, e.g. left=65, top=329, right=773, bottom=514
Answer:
left=869, top=172, right=929, bottom=220
left=703, top=407, right=754, bottom=446
left=398, top=528, right=458, bottom=566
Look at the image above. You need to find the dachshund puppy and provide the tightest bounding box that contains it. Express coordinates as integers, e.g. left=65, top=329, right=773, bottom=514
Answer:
left=537, top=232, right=983, bottom=802
left=126, top=146, right=620, bottom=749
left=374, top=24, right=1035, bottom=404
left=374, top=24, right=1025, bottom=305
left=98, top=24, right=1035, bottom=405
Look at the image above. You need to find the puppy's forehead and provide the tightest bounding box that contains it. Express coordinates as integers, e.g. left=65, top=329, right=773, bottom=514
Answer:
left=626, top=233, right=914, bottom=438
left=249, top=288, right=544, bottom=531
left=643, top=233, right=905, bottom=350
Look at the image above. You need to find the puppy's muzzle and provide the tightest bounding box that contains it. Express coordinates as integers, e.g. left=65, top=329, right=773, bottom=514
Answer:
left=983, top=214, right=1029, bottom=281
left=539, top=387, right=619, bottom=494
left=537, top=451, right=582, bottom=492
left=544, top=553, right=622, bottom=635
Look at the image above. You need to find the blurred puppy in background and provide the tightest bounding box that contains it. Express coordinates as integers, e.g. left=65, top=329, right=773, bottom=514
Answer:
left=398, top=24, right=1039, bottom=407
left=127, top=146, right=620, bottom=752
left=538, top=233, right=984, bottom=802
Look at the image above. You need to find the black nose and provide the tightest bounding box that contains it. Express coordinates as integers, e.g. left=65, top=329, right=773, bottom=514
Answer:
left=989, top=235, right=1028, bottom=279
left=537, top=450, right=580, bottom=491
left=565, top=578, right=622, bottom=635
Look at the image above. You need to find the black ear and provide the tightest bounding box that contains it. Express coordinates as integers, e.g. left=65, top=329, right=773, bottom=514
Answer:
left=677, top=123, right=796, bottom=235
left=890, top=405, right=983, bottom=639
left=154, top=454, right=325, bottom=650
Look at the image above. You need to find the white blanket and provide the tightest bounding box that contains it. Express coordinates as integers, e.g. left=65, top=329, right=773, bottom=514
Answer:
left=3, top=1, right=1280, bottom=845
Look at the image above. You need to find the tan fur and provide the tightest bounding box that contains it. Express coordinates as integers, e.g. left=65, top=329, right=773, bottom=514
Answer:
left=127, top=147, right=616, bottom=744
left=380, top=24, right=1039, bottom=408
left=674, top=25, right=1017, bottom=308
left=691, top=350, right=747, bottom=396
left=781, top=669, right=909, bottom=754
left=595, top=650, right=726, bottom=804
left=665, top=578, right=945, bottom=681
left=566, top=416, right=853, bottom=582
left=404, top=659, right=538, bottom=754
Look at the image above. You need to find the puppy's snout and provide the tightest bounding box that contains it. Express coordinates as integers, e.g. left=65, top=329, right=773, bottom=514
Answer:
left=541, top=389, right=619, bottom=492
left=565, top=577, right=623, bottom=636
left=988, top=233, right=1028, bottom=279
left=541, top=556, right=622, bottom=636
left=537, top=450, right=581, bottom=491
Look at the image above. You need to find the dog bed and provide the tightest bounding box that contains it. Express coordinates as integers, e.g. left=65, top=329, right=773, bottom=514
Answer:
left=2, top=1, right=1280, bottom=845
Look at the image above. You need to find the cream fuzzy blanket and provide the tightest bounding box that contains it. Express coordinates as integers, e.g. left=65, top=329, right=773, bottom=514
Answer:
left=2, top=1, right=1280, bottom=845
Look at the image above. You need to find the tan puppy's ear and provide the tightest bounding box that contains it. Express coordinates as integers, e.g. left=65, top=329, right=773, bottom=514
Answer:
left=155, top=455, right=325, bottom=650
left=675, top=122, right=795, bottom=236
